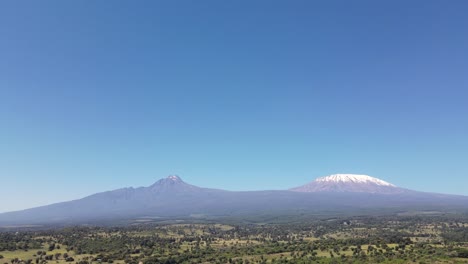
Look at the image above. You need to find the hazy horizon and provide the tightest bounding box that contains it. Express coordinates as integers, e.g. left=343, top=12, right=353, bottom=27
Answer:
left=1, top=1, right=467, bottom=213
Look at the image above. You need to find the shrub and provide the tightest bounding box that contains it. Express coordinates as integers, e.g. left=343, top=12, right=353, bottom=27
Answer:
left=456, top=248, right=468, bottom=258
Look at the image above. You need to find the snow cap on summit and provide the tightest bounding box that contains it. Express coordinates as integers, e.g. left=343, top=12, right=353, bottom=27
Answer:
left=315, top=174, right=395, bottom=187
left=167, top=175, right=181, bottom=181
left=290, top=174, right=401, bottom=193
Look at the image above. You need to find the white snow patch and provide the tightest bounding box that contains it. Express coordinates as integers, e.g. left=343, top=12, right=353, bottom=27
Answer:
left=315, top=174, right=396, bottom=187
left=167, top=175, right=181, bottom=181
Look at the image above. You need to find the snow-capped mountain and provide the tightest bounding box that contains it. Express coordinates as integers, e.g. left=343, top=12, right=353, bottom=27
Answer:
left=1, top=174, right=467, bottom=226
left=290, top=174, right=405, bottom=194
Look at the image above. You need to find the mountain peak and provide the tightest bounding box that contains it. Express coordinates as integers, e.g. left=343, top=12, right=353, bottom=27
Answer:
left=166, top=175, right=182, bottom=181
left=291, top=174, right=401, bottom=193
left=316, top=174, right=396, bottom=187
left=152, top=175, right=185, bottom=186
left=149, top=175, right=200, bottom=193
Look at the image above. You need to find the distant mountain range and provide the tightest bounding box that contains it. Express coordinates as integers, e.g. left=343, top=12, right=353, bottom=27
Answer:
left=1, top=174, right=467, bottom=226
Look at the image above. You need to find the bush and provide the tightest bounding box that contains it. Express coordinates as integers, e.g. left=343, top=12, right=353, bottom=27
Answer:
left=48, top=244, right=55, bottom=251
left=456, top=248, right=468, bottom=258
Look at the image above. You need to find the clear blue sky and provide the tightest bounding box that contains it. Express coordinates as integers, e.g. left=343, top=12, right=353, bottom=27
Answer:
left=1, top=1, right=467, bottom=212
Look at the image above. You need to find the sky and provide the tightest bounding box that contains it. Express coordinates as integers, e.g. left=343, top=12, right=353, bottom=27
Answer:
left=0, top=1, right=467, bottom=213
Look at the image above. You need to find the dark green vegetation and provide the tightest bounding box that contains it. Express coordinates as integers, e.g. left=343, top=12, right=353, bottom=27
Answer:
left=1, top=215, right=468, bottom=264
